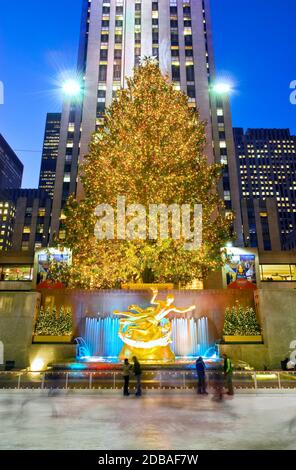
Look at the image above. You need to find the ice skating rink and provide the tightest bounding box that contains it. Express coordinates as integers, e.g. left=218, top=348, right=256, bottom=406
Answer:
left=0, top=391, right=295, bottom=450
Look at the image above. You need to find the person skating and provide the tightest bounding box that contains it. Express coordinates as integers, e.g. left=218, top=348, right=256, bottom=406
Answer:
left=223, top=353, right=234, bottom=395
left=133, top=356, right=142, bottom=397
left=195, top=357, right=208, bottom=395
left=122, top=358, right=132, bottom=396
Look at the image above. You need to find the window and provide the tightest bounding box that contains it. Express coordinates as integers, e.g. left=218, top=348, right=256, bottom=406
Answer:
left=101, top=34, right=109, bottom=43
left=63, top=173, right=71, bottom=183
left=99, top=65, right=107, bottom=81
left=100, top=49, right=108, bottom=60
left=260, top=264, right=296, bottom=282
left=152, top=32, right=159, bottom=44
left=172, top=65, right=180, bottom=82
left=184, top=35, right=193, bottom=46
left=113, top=64, right=121, bottom=81
left=171, top=33, right=179, bottom=46
left=0, top=265, right=33, bottom=281
left=38, top=208, right=46, bottom=217
left=187, top=85, right=195, bottom=98
left=114, top=49, right=122, bottom=59
left=186, top=64, right=194, bottom=81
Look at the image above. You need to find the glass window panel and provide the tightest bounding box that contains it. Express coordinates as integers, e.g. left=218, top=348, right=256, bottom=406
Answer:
left=0, top=265, right=33, bottom=281
left=290, top=265, right=296, bottom=281
left=260, top=265, right=292, bottom=282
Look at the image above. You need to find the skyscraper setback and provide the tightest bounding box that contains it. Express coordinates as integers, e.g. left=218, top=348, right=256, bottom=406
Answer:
left=51, top=0, right=242, bottom=243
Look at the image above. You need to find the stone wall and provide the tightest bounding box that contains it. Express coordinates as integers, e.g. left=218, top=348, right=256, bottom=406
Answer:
left=0, top=291, right=40, bottom=368
left=221, top=289, right=296, bottom=369
left=256, top=289, right=296, bottom=369
left=38, top=288, right=255, bottom=345
left=1, top=288, right=296, bottom=370
left=30, top=344, right=76, bottom=369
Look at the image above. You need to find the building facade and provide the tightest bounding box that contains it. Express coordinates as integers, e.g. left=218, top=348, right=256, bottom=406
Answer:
left=0, top=189, right=51, bottom=253
left=240, top=198, right=281, bottom=251
left=51, top=0, right=242, bottom=244
left=38, top=113, right=61, bottom=198
left=0, top=134, right=23, bottom=190
left=234, top=128, right=296, bottom=250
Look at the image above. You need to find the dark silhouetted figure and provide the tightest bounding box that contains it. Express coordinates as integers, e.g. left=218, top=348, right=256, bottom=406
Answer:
left=133, top=356, right=142, bottom=397
left=223, top=353, right=234, bottom=395
left=195, top=357, right=208, bottom=395
left=281, top=358, right=289, bottom=371
left=122, top=358, right=132, bottom=396
left=212, top=362, right=224, bottom=401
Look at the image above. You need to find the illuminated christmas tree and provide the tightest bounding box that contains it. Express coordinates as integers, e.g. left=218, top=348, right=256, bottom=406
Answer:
left=56, top=59, right=232, bottom=288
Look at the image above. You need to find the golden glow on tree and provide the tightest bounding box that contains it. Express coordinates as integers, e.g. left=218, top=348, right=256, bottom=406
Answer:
left=52, top=59, right=233, bottom=289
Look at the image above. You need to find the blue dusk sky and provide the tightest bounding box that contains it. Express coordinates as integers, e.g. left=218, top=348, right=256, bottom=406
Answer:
left=0, top=0, right=295, bottom=188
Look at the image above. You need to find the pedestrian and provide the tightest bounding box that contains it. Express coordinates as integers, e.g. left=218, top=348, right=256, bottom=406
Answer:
left=133, top=356, right=142, bottom=397
left=223, top=353, right=234, bottom=395
left=281, top=357, right=289, bottom=371
left=212, top=362, right=224, bottom=401
left=122, top=358, right=132, bottom=396
left=195, top=357, right=208, bottom=395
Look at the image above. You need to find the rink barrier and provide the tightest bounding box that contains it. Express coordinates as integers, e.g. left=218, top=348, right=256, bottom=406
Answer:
left=0, top=370, right=296, bottom=390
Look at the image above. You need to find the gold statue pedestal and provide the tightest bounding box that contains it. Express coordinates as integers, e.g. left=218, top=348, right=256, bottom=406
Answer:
left=119, top=344, right=175, bottom=363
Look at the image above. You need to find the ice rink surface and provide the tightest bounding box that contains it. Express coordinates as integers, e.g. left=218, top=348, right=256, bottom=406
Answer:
left=0, top=391, right=295, bottom=450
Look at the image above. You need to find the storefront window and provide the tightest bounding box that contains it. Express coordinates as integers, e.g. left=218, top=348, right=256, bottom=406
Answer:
left=0, top=265, right=33, bottom=281
left=260, top=264, right=295, bottom=282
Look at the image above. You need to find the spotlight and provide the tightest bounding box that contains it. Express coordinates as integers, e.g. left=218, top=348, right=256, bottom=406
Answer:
left=63, top=79, right=81, bottom=97
left=31, top=358, right=45, bottom=372
left=212, top=83, right=232, bottom=95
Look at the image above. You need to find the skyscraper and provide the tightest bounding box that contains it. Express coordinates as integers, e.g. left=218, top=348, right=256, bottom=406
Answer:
left=0, top=189, right=52, bottom=253
left=51, top=0, right=242, bottom=244
left=0, top=134, right=23, bottom=190
left=38, top=113, right=61, bottom=198
left=234, top=128, right=296, bottom=249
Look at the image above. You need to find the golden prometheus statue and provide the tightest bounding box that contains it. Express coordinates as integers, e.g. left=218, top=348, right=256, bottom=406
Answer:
left=114, top=289, right=196, bottom=362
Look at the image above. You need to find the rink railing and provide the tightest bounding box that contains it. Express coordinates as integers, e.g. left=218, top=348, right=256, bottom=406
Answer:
left=0, top=370, right=296, bottom=390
